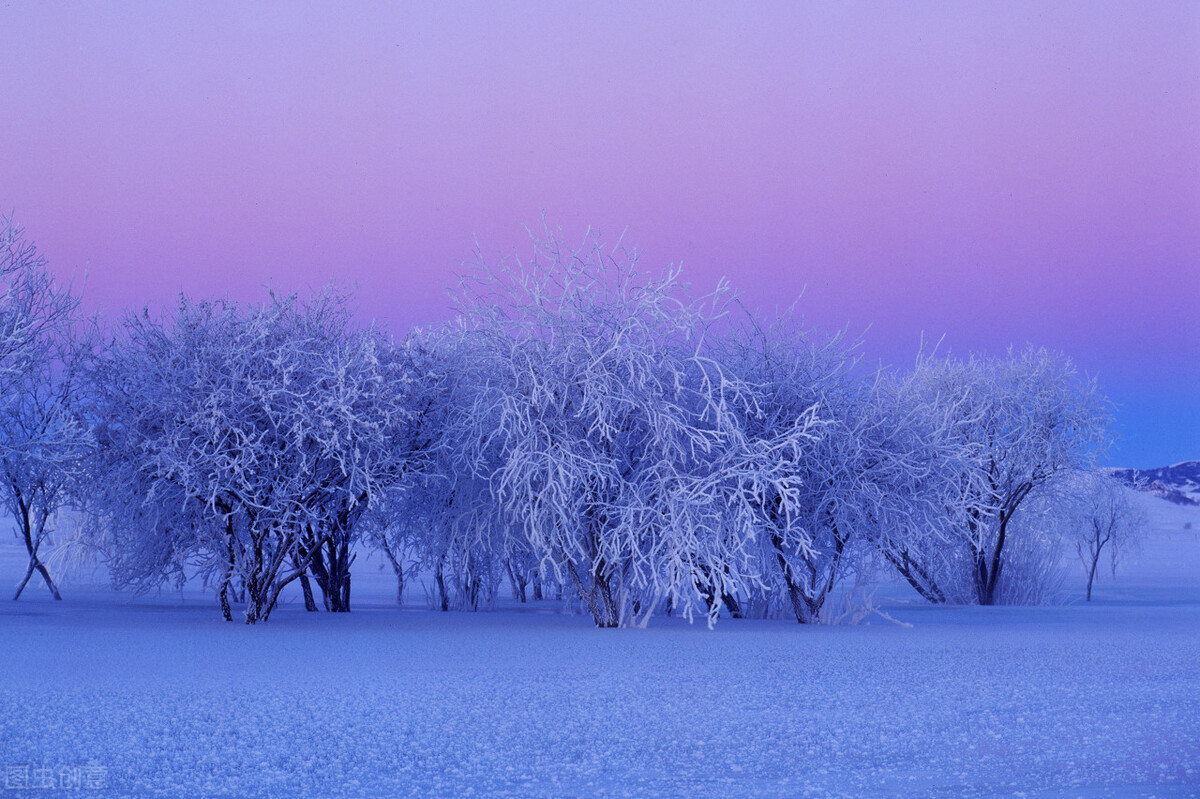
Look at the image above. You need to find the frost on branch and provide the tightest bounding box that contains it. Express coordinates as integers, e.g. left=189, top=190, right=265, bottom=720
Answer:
left=716, top=311, right=986, bottom=621
left=0, top=215, right=94, bottom=601
left=54, top=214, right=1121, bottom=626
left=1007, top=470, right=1145, bottom=603
left=86, top=289, right=413, bottom=622
left=367, top=325, right=513, bottom=612
left=892, top=347, right=1111, bottom=605
left=711, top=312, right=848, bottom=622
left=450, top=226, right=782, bottom=627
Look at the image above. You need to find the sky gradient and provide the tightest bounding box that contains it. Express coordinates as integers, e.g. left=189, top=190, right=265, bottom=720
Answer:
left=2, top=1, right=1197, bottom=467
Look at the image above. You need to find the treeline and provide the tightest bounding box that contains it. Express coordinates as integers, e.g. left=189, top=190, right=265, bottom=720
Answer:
left=1, top=217, right=1139, bottom=626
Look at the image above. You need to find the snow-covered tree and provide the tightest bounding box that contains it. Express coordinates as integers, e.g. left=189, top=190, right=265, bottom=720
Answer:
left=86, top=289, right=413, bottom=622
left=715, top=313, right=998, bottom=620
left=1073, top=473, right=1144, bottom=601
left=863, top=365, right=993, bottom=605
left=365, top=324, right=509, bottom=611
left=0, top=215, right=69, bottom=382
left=900, top=348, right=1110, bottom=605
left=451, top=226, right=778, bottom=627
left=1021, top=470, right=1145, bottom=602
left=711, top=314, right=854, bottom=622
left=985, top=470, right=1145, bottom=606
left=0, top=215, right=94, bottom=600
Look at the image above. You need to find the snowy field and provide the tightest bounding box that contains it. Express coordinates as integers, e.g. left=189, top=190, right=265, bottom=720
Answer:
left=1, top=491, right=1198, bottom=798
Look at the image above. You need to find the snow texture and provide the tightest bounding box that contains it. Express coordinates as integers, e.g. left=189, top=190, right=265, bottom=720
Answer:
left=1, top=489, right=1197, bottom=798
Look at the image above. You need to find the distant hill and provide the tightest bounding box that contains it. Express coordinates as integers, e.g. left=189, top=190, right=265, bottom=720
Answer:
left=1108, top=461, right=1200, bottom=506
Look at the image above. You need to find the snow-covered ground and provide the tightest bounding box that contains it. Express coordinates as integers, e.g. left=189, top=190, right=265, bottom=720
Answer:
left=1, top=491, right=1198, bottom=798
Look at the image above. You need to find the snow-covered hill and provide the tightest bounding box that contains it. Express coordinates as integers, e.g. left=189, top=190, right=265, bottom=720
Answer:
left=1108, top=460, right=1200, bottom=506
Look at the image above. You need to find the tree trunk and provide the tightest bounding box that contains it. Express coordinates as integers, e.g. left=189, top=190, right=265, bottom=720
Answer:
left=435, top=559, right=449, bottom=611
left=506, top=561, right=528, bottom=603
left=1085, top=551, right=1100, bottom=602
left=465, top=572, right=482, bottom=611
left=244, top=575, right=267, bottom=624
left=14, top=503, right=61, bottom=600
left=13, top=555, right=61, bottom=601
left=1082, top=521, right=1112, bottom=603
left=218, top=537, right=235, bottom=621
left=299, top=572, right=318, bottom=612
left=565, top=559, right=619, bottom=627
left=380, top=539, right=405, bottom=605
left=309, top=536, right=353, bottom=612
left=219, top=581, right=233, bottom=622
left=883, top=549, right=947, bottom=604
left=505, top=559, right=521, bottom=601
left=595, top=568, right=618, bottom=627
left=974, top=553, right=993, bottom=605
left=13, top=559, right=36, bottom=601
left=977, top=522, right=1008, bottom=606
left=308, top=541, right=331, bottom=611
left=978, top=487, right=1032, bottom=606
left=696, top=578, right=720, bottom=617
left=771, top=532, right=812, bottom=624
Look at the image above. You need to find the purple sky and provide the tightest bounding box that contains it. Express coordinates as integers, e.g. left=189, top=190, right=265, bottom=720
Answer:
left=2, top=2, right=1197, bottom=467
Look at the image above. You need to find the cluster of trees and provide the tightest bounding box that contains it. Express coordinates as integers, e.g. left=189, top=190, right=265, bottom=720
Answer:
left=1, top=217, right=1143, bottom=625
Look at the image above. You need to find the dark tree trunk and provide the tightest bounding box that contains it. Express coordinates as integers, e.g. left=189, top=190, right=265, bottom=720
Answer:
left=12, top=500, right=61, bottom=601
left=308, top=535, right=353, bottom=612
left=565, top=559, right=619, bottom=628
left=595, top=568, right=618, bottom=626
left=1080, top=518, right=1113, bottom=603
left=883, top=549, right=947, bottom=604
left=694, top=565, right=743, bottom=620
left=244, top=582, right=266, bottom=624
left=217, top=521, right=236, bottom=621
left=435, top=559, right=449, bottom=612
left=13, top=556, right=61, bottom=601
left=380, top=539, right=405, bottom=605
left=464, top=572, right=482, bottom=611
left=505, top=559, right=529, bottom=603
left=977, top=484, right=1034, bottom=606
left=771, top=532, right=812, bottom=624
left=697, top=579, right=719, bottom=616
left=976, top=519, right=1009, bottom=606
left=13, top=560, right=36, bottom=601
left=506, top=559, right=520, bottom=601
left=219, top=580, right=233, bottom=622
left=299, top=572, right=318, bottom=612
